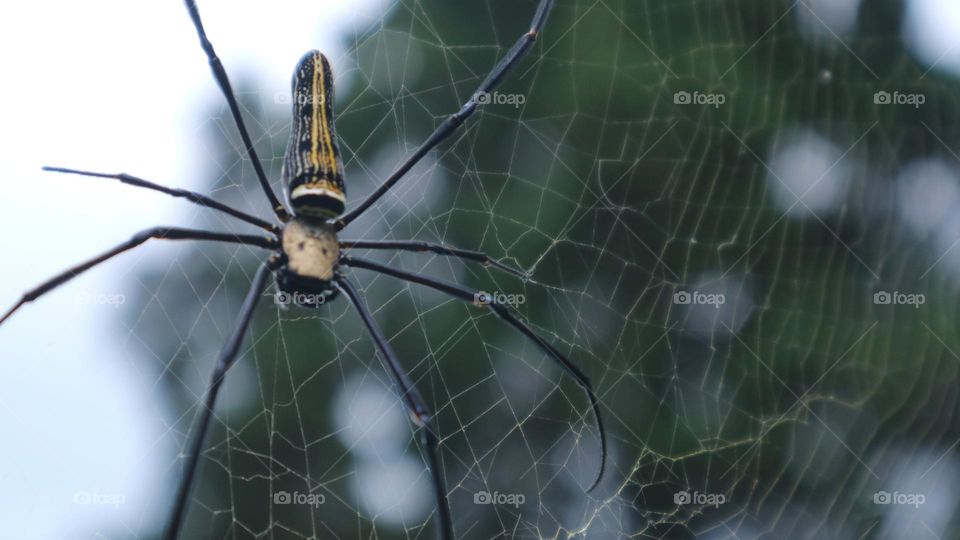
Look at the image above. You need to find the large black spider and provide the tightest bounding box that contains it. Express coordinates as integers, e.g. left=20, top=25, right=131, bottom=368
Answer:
left=0, top=1, right=605, bottom=538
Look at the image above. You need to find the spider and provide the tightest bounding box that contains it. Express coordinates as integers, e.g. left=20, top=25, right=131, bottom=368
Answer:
left=1, top=0, right=606, bottom=538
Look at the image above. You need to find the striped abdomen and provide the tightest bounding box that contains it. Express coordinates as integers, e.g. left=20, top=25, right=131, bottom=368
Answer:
left=282, top=51, right=345, bottom=219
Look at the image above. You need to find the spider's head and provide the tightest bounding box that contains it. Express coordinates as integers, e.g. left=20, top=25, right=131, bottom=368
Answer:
left=275, top=218, right=340, bottom=307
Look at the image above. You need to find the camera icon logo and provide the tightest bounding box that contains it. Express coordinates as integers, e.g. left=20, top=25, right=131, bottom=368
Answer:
left=474, top=491, right=492, bottom=504
left=873, top=291, right=891, bottom=305
left=674, top=491, right=691, bottom=505
left=274, top=491, right=292, bottom=505
left=474, top=291, right=493, bottom=305
left=874, top=91, right=891, bottom=105
left=673, top=291, right=691, bottom=305
left=475, top=91, right=491, bottom=105
left=873, top=491, right=891, bottom=504
left=674, top=91, right=691, bottom=105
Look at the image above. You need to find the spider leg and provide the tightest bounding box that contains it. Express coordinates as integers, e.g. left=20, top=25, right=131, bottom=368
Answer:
left=183, top=0, right=290, bottom=221
left=42, top=167, right=279, bottom=233
left=165, top=262, right=273, bottom=540
left=334, top=0, right=556, bottom=230
left=340, top=240, right=529, bottom=279
left=0, top=227, right=276, bottom=328
left=336, top=276, right=455, bottom=540
left=341, top=255, right=606, bottom=492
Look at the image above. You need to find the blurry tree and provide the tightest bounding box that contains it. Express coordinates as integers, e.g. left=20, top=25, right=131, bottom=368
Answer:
left=125, top=0, right=960, bottom=538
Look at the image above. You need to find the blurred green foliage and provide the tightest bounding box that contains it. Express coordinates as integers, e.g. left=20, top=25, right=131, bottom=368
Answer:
left=124, top=0, right=960, bottom=537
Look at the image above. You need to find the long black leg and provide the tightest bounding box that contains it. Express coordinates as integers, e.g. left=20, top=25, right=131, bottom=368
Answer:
left=42, top=167, right=279, bottom=233
left=336, top=276, right=455, bottom=540
left=342, top=255, right=606, bottom=491
left=183, top=0, right=290, bottom=221
left=340, top=240, right=529, bottom=279
left=334, top=0, right=555, bottom=230
left=165, top=262, right=273, bottom=540
left=0, top=228, right=277, bottom=327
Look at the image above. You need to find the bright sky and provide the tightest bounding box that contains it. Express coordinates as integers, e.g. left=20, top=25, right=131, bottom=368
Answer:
left=0, top=0, right=959, bottom=538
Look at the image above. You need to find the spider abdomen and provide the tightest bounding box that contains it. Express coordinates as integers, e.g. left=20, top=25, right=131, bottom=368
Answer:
left=282, top=50, right=346, bottom=219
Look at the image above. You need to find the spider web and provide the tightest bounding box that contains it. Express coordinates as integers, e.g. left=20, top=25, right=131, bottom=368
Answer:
left=102, top=0, right=960, bottom=538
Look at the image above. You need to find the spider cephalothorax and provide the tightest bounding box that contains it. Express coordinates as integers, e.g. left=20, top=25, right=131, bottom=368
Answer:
left=4, top=2, right=604, bottom=540
left=275, top=218, right=341, bottom=305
